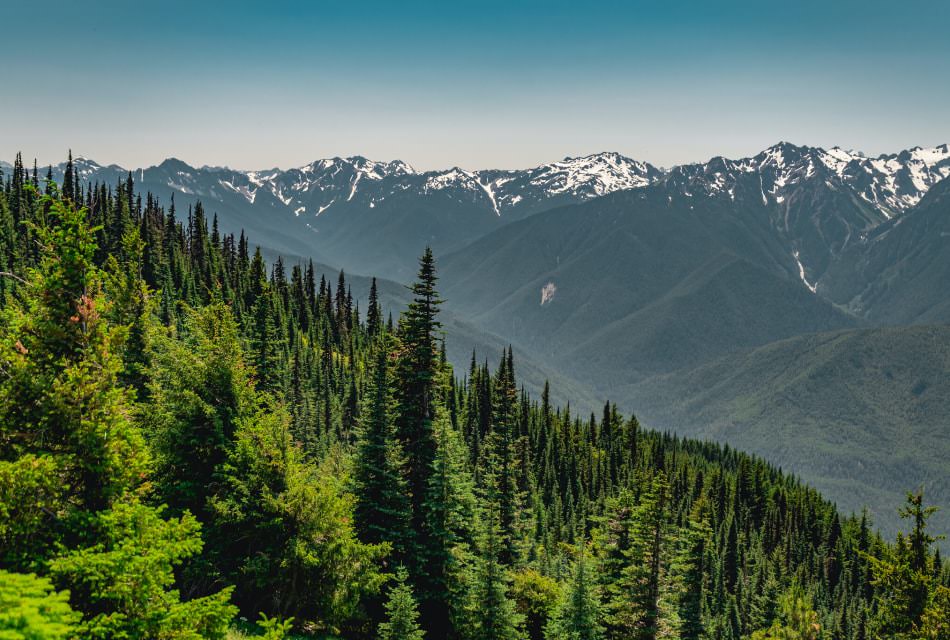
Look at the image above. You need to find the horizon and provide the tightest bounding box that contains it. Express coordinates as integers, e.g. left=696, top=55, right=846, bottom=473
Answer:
left=5, top=140, right=950, bottom=175
left=2, top=0, right=949, bottom=171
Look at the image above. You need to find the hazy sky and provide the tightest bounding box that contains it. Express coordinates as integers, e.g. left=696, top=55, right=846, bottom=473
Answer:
left=2, top=0, right=948, bottom=171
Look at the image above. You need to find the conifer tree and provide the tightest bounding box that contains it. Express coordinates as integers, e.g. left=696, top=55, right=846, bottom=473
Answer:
left=750, top=588, right=820, bottom=640
left=867, top=491, right=943, bottom=639
left=0, top=195, right=235, bottom=638
left=675, top=520, right=710, bottom=640
left=367, top=276, right=382, bottom=337
left=472, top=499, right=526, bottom=640
left=353, top=337, right=411, bottom=559
left=545, top=552, right=603, bottom=640
left=210, top=407, right=387, bottom=626
left=486, top=347, right=528, bottom=566
left=393, top=248, right=447, bottom=629
left=0, top=570, right=79, bottom=639
left=378, top=567, right=426, bottom=640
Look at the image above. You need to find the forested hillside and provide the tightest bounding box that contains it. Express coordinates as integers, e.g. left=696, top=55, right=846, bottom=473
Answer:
left=1, top=155, right=948, bottom=639
left=625, top=326, right=950, bottom=541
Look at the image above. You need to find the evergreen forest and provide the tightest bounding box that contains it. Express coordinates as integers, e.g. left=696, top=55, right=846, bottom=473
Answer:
left=0, top=154, right=947, bottom=639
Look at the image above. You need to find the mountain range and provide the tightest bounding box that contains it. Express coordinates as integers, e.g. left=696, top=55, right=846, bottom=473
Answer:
left=5, top=142, right=950, bottom=540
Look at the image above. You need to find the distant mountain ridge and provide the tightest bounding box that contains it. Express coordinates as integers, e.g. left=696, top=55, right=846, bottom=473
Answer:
left=12, top=142, right=944, bottom=280
left=42, top=150, right=662, bottom=219
left=29, top=142, right=950, bottom=222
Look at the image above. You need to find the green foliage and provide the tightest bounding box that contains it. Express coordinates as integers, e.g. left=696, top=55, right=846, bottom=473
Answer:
left=471, top=499, right=526, bottom=640
left=146, top=301, right=257, bottom=520
left=919, top=584, right=950, bottom=640
left=867, top=492, right=946, bottom=639
left=0, top=455, right=62, bottom=569
left=256, top=613, right=295, bottom=640
left=0, top=195, right=148, bottom=520
left=352, top=338, right=410, bottom=557
left=48, top=500, right=236, bottom=639
left=0, top=194, right=234, bottom=637
left=393, top=249, right=464, bottom=635
left=0, top=570, right=79, bottom=640
left=211, top=407, right=387, bottom=628
left=749, top=589, right=820, bottom=640
left=378, top=568, right=425, bottom=640
left=544, top=553, right=603, bottom=640
left=512, top=569, right=560, bottom=640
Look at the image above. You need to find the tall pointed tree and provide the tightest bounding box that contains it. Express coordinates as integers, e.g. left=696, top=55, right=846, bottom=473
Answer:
left=353, top=337, right=411, bottom=559
left=393, top=248, right=445, bottom=628
left=545, top=551, right=603, bottom=640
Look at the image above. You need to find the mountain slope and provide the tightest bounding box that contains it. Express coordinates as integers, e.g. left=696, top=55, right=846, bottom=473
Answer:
left=663, top=142, right=950, bottom=284
left=623, top=325, right=950, bottom=540
left=821, top=173, right=950, bottom=323
left=439, top=181, right=858, bottom=388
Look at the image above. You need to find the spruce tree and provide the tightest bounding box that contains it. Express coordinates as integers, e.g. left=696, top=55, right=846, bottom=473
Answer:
left=867, top=492, right=943, bottom=639
left=367, top=276, right=382, bottom=337
left=353, top=338, right=411, bottom=558
left=472, top=498, right=526, bottom=640
left=393, top=248, right=446, bottom=630
left=0, top=570, right=79, bottom=639
left=545, top=552, right=603, bottom=640
left=378, top=568, right=426, bottom=640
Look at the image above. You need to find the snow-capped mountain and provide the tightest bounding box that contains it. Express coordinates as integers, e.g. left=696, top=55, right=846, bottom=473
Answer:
left=34, top=152, right=665, bottom=277
left=667, top=141, right=950, bottom=214
left=205, top=151, right=662, bottom=220
left=663, top=142, right=950, bottom=289
left=822, top=144, right=950, bottom=215
left=22, top=142, right=950, bottom=280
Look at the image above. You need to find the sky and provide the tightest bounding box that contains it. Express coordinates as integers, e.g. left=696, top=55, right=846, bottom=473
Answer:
left=2, top=0, right=949, bottom=171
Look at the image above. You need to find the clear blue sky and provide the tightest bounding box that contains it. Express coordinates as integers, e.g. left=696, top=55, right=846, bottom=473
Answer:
left=2, top=0, right=948, bottom=170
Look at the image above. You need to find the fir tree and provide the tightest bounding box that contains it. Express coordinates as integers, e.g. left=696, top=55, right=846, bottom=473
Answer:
left=378, top=567, right=426, bottom=640
left=353, top=338, right=411, bottom=559
left=393, top=248, right=447, bottom=630
left=0, top=195, right=235, bottom=637
left=472, top=499, right=526, bottom=640
left=367, top=276, right=382, bottom=337
left=545, top=552, right=603, bottom=640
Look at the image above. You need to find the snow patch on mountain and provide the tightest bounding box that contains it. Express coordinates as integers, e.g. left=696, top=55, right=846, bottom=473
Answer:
left=793, top=251, right=817, bottom=293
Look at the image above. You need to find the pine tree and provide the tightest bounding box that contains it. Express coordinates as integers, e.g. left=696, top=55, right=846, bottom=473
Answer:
left=472, top=499, right=526, bottom=640
left=750, top=588, right=820, bottom=640
left=145, top=301, right=257, bottom=523
left=378, top=568, right=426, bottom=640
left=367, top=276, right=382, bottom=337
left=485, top=347, right=528, bottom=566
left=0, top=570, right=79, bottom=639
left=393, top=248, right=446, bottom=630
left=545, top=552, right=603, bottom=640
left=353, top=338, right=411, bottom=558
left=210, top=407, right=387, bottom=625
left=867, top=491, right=943, bottom=639
left=675, top=520, right=710, bottom=640
left=609, top=473, right=674, bottom=640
